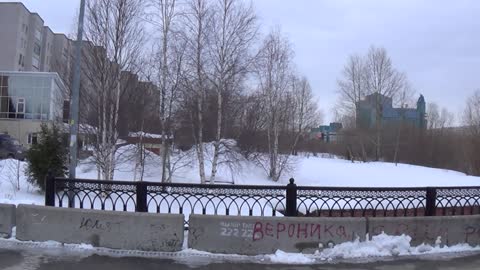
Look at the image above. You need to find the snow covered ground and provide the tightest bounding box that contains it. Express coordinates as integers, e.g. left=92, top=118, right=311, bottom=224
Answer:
left=78, top=143, right=480, bottom=187
left=1, top=143, right=479, bottom=205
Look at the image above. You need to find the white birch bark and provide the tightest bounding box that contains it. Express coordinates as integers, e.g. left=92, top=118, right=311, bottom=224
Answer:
left=83, top=0, right=145, bottom=180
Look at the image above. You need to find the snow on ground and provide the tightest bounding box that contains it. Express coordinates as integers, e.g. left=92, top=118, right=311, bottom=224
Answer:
left=294, top=156, right=480, bottom=187
left=77, top=142, right=480, bottom=187
left=128, top=131, right=172, bottom=139
left=266, top=233, right=480, bottom=264
left=1, top=142, right=479, bottom=206
left=0, top=159, right=41, bottom=205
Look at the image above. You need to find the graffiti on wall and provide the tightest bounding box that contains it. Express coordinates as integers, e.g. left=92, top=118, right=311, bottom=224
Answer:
left=219, top=221, right=254, bottom=238
left=218, top=221, right=354, bottom=243
left=252, top=222, right=350, bottom=241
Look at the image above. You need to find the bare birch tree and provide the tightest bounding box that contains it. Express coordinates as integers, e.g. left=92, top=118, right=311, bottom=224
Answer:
left=363, top=46, right=406, bottom=160
left=182, top=0, right=213, bottom=184
left=336, top=54, right=367, bottom=119
left=462, top=90, right=480, bottom=175
left=207, top=0, right=257, bottom=183
left=427, top=102, right=453, bottom=130
left=289, top=75, right=321, bottom=155
left=254, top=28, right=293, bottom=181
left=149, top=0, right=186, bottom=182
left=463, top=90, right=480, bottom=134
left=83, top=0, right=145, bottom=180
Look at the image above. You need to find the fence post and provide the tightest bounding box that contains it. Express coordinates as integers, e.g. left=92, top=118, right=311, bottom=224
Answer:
left=286, top=178, right=297, bottom=216
left=44, top=171, right=55, bottom=206
left=425, top=187, right=437, bottom=216
left=136, top=181, right=148, bottom=212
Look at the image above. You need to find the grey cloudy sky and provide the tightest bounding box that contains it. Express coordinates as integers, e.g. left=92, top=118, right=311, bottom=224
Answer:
left=9, top=0, right=480, bottom=123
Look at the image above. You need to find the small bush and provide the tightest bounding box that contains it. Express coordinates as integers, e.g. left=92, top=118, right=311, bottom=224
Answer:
left=26, top=123, right=68, bottom=190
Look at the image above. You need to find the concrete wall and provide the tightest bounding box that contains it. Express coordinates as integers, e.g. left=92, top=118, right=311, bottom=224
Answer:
left=0, top=119, right=44, bottom=146
left=16, top=204, right=184, bottom=252
left=0, top=203, right=15, bottom=238
left=5, top=203, right=480, bottom=254
left=188, top=215, right=366, bottom=255
left=368, top=215, right=480, bottom=246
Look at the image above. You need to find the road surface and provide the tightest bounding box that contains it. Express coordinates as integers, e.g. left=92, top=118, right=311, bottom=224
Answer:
left=2, top=248, right=480, bottom=270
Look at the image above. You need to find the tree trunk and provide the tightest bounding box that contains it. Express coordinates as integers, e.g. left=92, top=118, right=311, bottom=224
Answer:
left=210, top=86, right=222, bottom=184
left=393, top=125, right=401, bottom=166
left=160, top=20, right=169, bottom=183
left=196, top=96, right=207, bottom=184
left=375, top=92, right=381, bottom=161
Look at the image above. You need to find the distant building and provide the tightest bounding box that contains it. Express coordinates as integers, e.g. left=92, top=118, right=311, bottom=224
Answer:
left=0, top=2, right=160, bottom=146
left=124, top=132, right=173, bottom=155
left=0, top=71, right=67, bottom=145
left=310, top=122, right=343, bottom=142
left=356, top=93, right=426, bottom=129
left=0, top=2, right=72, bottom=74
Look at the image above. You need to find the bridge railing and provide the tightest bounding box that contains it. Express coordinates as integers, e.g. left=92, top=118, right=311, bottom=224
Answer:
left=45, top=175, right=480, bottom=227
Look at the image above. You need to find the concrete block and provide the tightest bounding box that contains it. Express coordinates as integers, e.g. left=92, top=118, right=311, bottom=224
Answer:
left=0, top=204, right=15, bottom=238
left=16, top=204, right=184, bottom=252
left=188, top=215, right=366, bottom=255
left=368, top=215, right=480, bottom=246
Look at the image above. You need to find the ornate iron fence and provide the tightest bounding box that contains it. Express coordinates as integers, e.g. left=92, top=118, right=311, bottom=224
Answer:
left=436, top=187, right=480, bottom=216
left=296, top=186, right=428, bottom=217
left=45, top=176, right=480, bottom=227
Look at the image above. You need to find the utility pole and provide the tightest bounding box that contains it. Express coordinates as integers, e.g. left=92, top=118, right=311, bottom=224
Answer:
left=69, top=0, right=86, bottom=179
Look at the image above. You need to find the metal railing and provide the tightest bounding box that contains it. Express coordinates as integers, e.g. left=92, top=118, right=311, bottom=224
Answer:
left=45, top=175, right=480, bottom=227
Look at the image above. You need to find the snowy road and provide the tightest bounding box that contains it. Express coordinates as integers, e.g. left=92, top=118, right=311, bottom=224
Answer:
left=2, top=248, right=480, bottom=270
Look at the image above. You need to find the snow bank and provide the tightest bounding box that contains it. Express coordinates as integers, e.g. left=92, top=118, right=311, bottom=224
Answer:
left=1, top=231, right=479, bottom=265
left=267, top=250, right=315, bottom=264
left=128, top=131, right=172, bottom=139
left=265, top=233, right=480, bottom=264
left=317, top=233, right=480, bottom=260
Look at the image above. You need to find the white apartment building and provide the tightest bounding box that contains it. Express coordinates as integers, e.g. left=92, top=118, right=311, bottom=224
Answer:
left=0, top=2, right=157, bottom=147
left=0, top=3, right=72, bottom=146
left=0, top=2, right=73, bottom=77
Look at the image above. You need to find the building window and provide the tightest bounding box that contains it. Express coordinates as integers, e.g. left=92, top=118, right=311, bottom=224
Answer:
left=0, top=74, right=53, bottom=120
left=32, top=57, right=39, bottom=69
left=33, top=43, right=41, bottom=56
left=63, top=100, right=70, bottom=123
left=18, top=54, right=23, bottom=65
left=28, top=133, right=38, bottom=145
left=35, top=28, right=42, bottom=41
left=17, top=98, right=25, bottom=114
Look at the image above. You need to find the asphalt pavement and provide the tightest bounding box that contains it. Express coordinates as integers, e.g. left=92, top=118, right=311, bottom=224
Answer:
left=2, top=248, right=480, bottom=270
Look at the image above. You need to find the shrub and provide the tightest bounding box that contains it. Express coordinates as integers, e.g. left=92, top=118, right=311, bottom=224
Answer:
left=26, top=123, right=68, bottom=190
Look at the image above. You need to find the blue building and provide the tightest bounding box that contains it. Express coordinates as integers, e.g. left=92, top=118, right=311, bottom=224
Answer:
left=356, top=93, right=426, bottom=129
left=310, top=122, right=343, bottom=142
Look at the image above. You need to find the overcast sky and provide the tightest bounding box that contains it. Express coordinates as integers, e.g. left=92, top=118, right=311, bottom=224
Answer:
left=8, top=0, right=480, bottom=123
